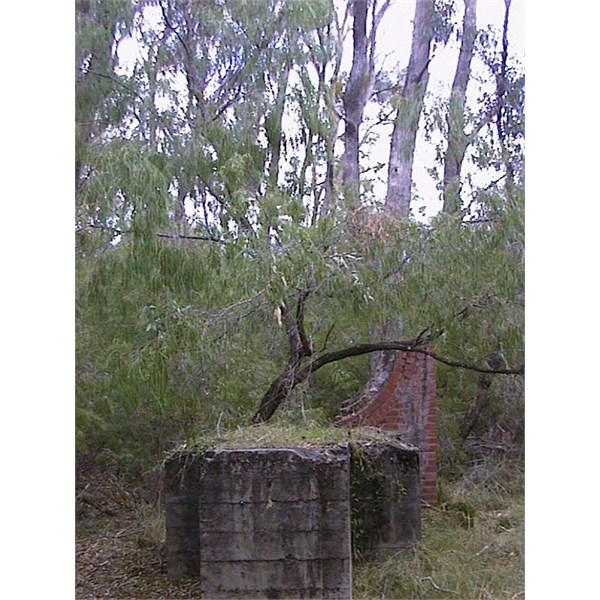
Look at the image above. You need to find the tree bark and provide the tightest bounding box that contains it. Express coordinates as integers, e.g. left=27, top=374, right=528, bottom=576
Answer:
left=334, top=0, right=390, bottom=213
left=459, top=373, right=492, bottom=440
left=495, top=0, right=515, bottom=190
left=442, top=0, right=478, bottom=215
left=341, top=0, right=371, bottom=202
left=385, top=0, right=435, bottom=217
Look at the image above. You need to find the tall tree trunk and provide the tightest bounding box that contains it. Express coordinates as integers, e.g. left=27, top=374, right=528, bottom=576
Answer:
left=342, top=0, right=372, bottom=203
left=385, top=0, right=435, bottom=217
left=495, top=0, right=514, bottom=191
left=442, top=0, right=478, bottom=216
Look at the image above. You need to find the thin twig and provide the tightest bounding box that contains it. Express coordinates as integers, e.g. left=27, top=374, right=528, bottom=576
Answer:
left=86, top=560, right=111, bottom=576
left=85, top=70, right=145, bottom=101
left=319, top=323, right=336, bottom=354
left=418, top=576, right=458, bottom=595
left=156, top=232, right=226, bottom=244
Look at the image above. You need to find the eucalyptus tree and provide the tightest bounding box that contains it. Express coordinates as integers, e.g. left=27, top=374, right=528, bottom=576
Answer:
left=384, top=0, right=436, bottom=216
left=437, top=0, right=523, bottom=219
left=76, top=0, right=525, bottom=469
left=341, top=0, right=391, bottom=202
left=76, top=0, right=138, bottom=254
left=442, top=0, right=477, bottom=215
left=76, top=0, right=349, bottom=462
left=492, top=0, right=523, bottom=192
left=253, top=0, right=524, bottom=425
left=77, top=0, right=336, bottom=245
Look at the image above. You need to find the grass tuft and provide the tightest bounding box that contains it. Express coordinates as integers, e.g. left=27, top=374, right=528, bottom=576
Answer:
left=178, top=424, right=417, bottom=453
left=353, top=460, right=524, bottom=600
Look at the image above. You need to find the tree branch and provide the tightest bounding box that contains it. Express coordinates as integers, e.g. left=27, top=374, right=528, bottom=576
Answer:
left=156, top=232, right=227, bottom=244
left=252, top=335, right=523, bottom=424
left=302, top=341, right=523, bottom=378
left=85, top=70, right=145, bottom=101
left=82, top=223, right=227, bottom=245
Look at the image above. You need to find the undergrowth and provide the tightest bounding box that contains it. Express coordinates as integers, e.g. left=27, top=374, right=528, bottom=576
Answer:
left=77, top=443, right=524, bottom=600
left=353, top=457, right=524, bottom=600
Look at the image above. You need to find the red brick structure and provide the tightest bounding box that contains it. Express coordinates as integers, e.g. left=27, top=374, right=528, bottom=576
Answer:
left=338, top=350, right=437, bottom=505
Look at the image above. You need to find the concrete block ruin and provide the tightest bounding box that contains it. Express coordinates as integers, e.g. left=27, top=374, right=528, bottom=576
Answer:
left=165, top=438, right=420, bottom=598
left=350, top=441, right=420, bottom=562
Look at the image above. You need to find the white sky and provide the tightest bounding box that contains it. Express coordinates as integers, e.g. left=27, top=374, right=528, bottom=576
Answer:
left=370, top=0, right=525, bottom=219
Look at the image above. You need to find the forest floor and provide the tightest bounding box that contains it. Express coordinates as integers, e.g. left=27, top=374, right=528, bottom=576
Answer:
left=76, top=458, right=524, bottom=599
left=76, top=470, right=200, bottom=599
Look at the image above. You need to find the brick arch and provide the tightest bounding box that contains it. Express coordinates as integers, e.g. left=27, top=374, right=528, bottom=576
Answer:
left=338, top=350, right=437, bottom=505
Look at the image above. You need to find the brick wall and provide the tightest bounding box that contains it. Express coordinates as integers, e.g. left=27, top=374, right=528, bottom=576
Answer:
left=338, top=350, right=438, bottom=505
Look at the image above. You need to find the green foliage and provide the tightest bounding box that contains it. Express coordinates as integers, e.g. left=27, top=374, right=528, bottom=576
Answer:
left=77, top=191, right=524, bottom=473
left=76, top=0, right=524, bottom=475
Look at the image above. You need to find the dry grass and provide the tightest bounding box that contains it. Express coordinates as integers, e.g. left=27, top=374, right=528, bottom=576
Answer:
left=181, top=423, right=416, bottom=451
left=76, top=472, right=201, bottom=599
left=353, top=460, right=524, bottom=600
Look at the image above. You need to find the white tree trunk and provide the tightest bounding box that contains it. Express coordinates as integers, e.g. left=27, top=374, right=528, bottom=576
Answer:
left=385, top=0, right=434, bottom=217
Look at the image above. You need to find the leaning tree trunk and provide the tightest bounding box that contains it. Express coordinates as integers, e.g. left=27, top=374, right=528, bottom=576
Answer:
left=459, top=349, right=506, bottom=441
left=384, top=0, right=435, bottom=217
left=442, top=0, right=478, bottom=216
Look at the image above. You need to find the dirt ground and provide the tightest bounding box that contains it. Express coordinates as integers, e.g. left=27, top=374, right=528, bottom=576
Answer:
left=76, top=471, right=201, bottom=599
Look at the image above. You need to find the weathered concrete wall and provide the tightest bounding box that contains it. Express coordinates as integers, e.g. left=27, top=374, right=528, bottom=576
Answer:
left=350, top=441, right=421, bottom=561
left=165, top=440, right=421, bottom=597
left=166, top=446, right=352, bottom=599
left=165, top=453, right=201, bottom=581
